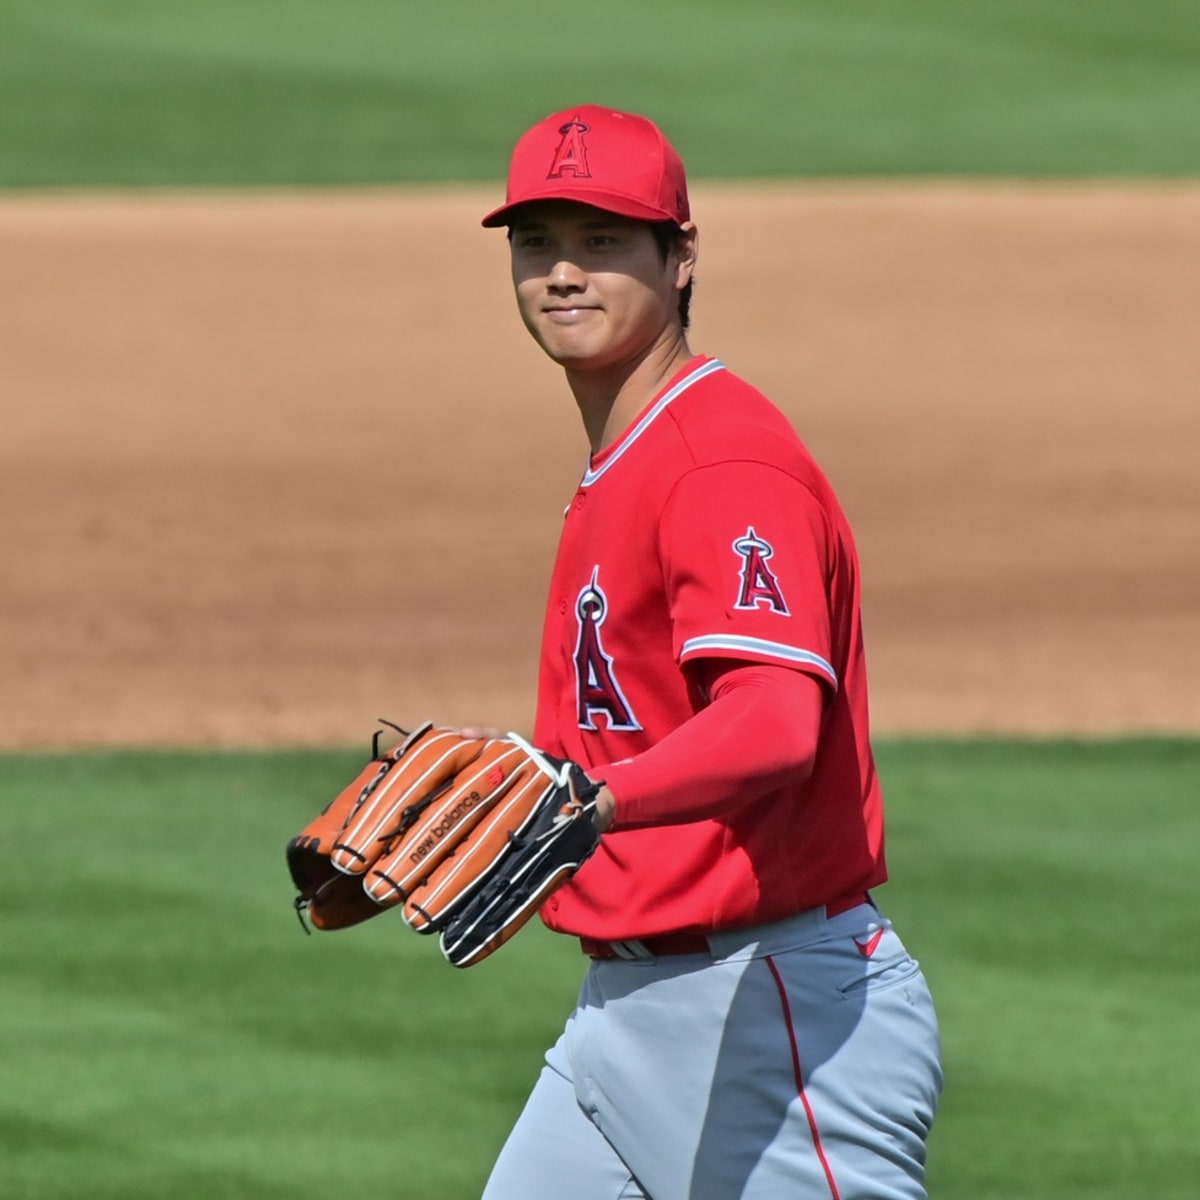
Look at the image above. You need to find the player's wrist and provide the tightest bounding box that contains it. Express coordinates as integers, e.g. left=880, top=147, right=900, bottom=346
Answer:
left=592, top=784, right=617, bottom=834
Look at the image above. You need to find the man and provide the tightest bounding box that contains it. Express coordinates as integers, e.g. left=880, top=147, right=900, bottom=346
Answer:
left=477, top=104, right=942, bottom=1200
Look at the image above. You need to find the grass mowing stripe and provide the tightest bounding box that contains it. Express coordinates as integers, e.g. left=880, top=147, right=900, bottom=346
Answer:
left=873, top=739, right=1200, bottom=1199
left=1, top=1, right=1199, bottom=185
left=2, top=740, right=1197, bottom=1198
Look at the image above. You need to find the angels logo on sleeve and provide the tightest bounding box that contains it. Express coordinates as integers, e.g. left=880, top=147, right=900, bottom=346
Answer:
left=732, top=527, right=790, bottom=615
left=573, top=567, right=641, bottom=732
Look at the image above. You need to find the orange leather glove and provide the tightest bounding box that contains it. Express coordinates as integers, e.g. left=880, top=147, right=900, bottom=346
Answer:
left=286, top=722, right=600, bottom=967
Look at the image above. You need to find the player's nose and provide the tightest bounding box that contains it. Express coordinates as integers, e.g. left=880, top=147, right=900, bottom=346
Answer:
left=547, top=257, right=586, bottom=292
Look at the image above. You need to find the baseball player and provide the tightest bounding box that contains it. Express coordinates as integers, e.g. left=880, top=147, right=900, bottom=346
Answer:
left=476, top=105, right=942, bottom=1200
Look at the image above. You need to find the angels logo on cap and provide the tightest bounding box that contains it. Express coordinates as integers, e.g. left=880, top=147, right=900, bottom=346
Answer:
left=481, top=105, right=690, bottom=228
left=547, top=117, right=592, bottom=179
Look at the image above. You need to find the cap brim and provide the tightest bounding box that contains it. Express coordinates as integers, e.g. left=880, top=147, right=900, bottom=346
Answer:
left=481, top=188, right=678, bottom=228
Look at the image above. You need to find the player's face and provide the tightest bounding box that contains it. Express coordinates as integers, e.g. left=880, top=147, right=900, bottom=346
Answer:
left=508, top=202, right=695, bottom=372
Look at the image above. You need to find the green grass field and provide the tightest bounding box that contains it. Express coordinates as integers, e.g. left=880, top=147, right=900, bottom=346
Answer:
left=2, top=741, right=1197, bottom=1199
left=2, top=0, right=1199, bottom=185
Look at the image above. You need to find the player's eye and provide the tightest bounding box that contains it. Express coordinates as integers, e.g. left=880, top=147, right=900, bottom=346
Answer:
left=514, top=233, right=551, bottom=251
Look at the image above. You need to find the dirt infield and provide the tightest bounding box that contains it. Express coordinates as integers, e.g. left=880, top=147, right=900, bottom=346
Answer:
left=2, top=183, right=1197, bottom=748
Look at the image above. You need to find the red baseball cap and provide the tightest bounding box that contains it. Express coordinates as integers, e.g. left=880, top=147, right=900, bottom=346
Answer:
left=481, top=105, right=690, bottom=228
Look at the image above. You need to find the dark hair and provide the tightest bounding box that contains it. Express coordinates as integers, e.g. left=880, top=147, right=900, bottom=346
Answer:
left=649, top=221, right=694, bottom=330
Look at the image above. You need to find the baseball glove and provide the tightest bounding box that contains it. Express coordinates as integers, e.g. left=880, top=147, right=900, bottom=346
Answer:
left=286, top=722, right=601, bottom=967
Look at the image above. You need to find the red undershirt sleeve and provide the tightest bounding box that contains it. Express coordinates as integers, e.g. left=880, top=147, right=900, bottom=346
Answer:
left=594, top=660, right=827, bottom=830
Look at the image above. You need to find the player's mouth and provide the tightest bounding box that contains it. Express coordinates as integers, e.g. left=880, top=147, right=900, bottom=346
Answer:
left=543, top=304, right=600, bottom=324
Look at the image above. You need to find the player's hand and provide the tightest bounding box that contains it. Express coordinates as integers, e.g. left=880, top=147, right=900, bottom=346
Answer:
left=456, top=724, right=501, bottom=739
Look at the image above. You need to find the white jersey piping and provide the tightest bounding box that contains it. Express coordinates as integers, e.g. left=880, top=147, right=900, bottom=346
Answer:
left=680, top=634, right=839, bottom=689
left=580, top=358, right=727, bottom=488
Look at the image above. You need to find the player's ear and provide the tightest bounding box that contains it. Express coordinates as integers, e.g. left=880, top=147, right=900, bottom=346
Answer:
left=674, top=222, right=699, bottom=289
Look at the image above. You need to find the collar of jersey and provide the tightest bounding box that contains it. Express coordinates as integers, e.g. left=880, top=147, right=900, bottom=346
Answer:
left=580, top=357, right=726, bottom=488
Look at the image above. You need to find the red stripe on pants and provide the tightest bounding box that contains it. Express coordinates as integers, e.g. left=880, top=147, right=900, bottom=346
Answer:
left=765, top=955, right=841, bottom=1200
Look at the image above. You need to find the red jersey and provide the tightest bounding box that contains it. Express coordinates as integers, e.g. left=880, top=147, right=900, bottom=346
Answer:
left=534, top=356, right=886, bottom=941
